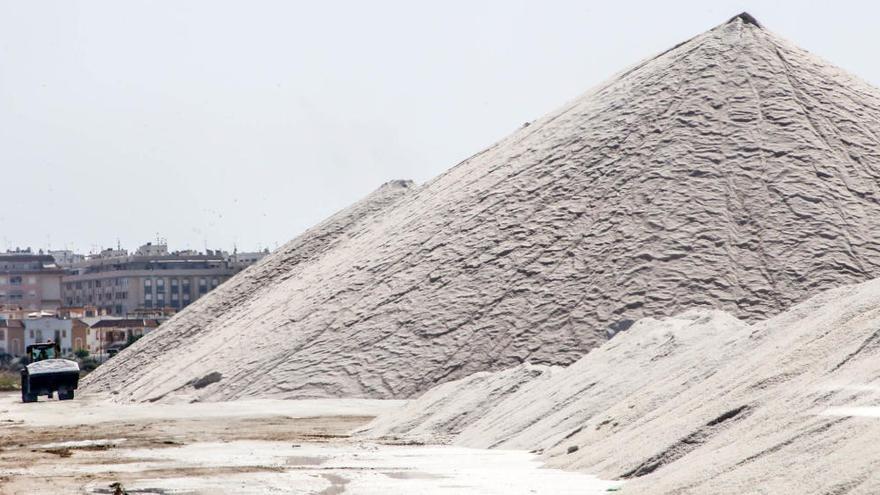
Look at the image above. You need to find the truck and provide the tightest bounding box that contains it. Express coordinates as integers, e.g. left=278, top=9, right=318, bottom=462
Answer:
left=20, top=341, right=80, bottom=403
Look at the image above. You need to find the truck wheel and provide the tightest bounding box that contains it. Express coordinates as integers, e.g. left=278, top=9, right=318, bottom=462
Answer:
left=59, top=390, right=75, bottom=401
left=20, top=374, right=35, bottom=403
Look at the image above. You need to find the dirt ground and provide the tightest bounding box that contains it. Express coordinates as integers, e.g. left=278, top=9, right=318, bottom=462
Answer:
left=0, top=392, right=379, bottom=494
left=0, top=392, right=619, bottom=494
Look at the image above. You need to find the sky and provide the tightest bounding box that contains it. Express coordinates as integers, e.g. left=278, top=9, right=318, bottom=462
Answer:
left=1, top=0, right=878, bottom=254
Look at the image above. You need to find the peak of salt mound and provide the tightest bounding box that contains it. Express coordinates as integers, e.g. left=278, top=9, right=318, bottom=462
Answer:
left=727, top=12, right=762, bottom=28
left=85, top=15, right=880, bottom=402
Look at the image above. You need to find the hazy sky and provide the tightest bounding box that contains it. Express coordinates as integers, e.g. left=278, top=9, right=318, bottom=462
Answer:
left=1, top=1, right=877, bottom=254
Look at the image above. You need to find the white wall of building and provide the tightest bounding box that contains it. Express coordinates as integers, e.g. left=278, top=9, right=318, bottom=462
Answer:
left=23, top=318, right=73, bottom=354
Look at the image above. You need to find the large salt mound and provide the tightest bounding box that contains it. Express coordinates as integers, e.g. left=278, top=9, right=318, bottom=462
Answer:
left=85, top=13, right=880, bottom=401
left=363, top=278, right=880, bottom=493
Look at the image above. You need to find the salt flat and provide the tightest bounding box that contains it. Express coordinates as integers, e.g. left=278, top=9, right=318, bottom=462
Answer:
left=0, top=393, right=619, bottom=494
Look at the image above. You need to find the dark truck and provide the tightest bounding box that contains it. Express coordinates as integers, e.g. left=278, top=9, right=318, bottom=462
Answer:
left=20, top=342, right=80, bottom=403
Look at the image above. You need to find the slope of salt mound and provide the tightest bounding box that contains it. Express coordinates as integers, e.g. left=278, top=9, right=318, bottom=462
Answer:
left=364, top=363, right=556, bottom=444
left=365, top=278, right=880, bottom=494
left=363, top=309, right=747, bottom=447
left=88, top=13, right=880, bottom=402
left=82, top=180, right=415, bottom=401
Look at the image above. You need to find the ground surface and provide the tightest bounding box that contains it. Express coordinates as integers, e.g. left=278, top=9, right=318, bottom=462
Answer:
left=0, top=392, right=620, bottom=494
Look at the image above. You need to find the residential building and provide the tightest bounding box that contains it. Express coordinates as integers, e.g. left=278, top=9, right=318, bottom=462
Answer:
left=57, top=305, right=104, bottom=319
left=135, top=242, right=168, bottom=257
left=0, top=307, right=29, bottom=320
left=61, top=243, right=241, bottom=316
left=0, top=319, right=25, bottom=356
left=0, top=252, right=64, bottom=312
left=48, top=250, right=86, bottom=267
left=90, top=318, right=159, bottom=356
left=229, top=249, right=270, bottom=270
left=22, top=317, right=73, bottom=354
left=71, top=319, right=89, bottom=354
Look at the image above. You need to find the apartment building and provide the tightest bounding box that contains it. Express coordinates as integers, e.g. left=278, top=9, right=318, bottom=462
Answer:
left=89, top=318, right=159, bottom=355
left=61, top=243, right=241, bottom=316
left=0, top=319, right=25, bottom=356
left=48, top=250, right=86, bottom=267
left=229, top=249, right=269, bottom=270
left=0, top=252, right=64, bottom=312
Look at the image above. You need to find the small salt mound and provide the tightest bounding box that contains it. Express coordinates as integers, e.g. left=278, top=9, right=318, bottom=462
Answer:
left=364, top=363, right=556, bottom=444
left=364, top=309, right=746, bottom=449
left=365, top=278, right=880, bottom=493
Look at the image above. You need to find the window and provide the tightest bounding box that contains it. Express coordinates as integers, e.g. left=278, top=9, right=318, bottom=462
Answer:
left=95, top=280, right=102, bottom=288
left=28, top=290, right=36, bottom=297
left=156, top=279, right=165, bottom=293
left=10, top=276, right=22, bottom=286
left=62, top=330, right=67, bottom=338
left=75, top=281, right=82, bottom=290
left=87, top=281, right=93, bottom=289
left=27, top=276, right=36, bottom=284
left=0, top=277, right=6, bottom=285
left=211, top=278, right=219, bottom=289
left=29, top=330, right=34, bottom=338
left=0, top=329, right=4, bottom=340
left=198, top=278, right=207, bottom=294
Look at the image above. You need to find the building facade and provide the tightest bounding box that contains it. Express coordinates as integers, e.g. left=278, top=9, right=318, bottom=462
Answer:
left=22, top=317, right=73, bottom=354
left=229, top=250, right=270, bottom=270
left=0, top=319, right=25, bottom=356
left=61, top=247, right=240, bottom=316
left=89, top=318, right=159, bottom=356
left=0, top=253, right=64, bottom=312
left=48, top=250, right=86, bottom=267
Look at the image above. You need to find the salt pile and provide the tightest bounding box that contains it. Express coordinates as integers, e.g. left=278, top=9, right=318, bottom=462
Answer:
left=365, top=278, right=880, bottom=493
left=85, top=13, right=880, bottom=402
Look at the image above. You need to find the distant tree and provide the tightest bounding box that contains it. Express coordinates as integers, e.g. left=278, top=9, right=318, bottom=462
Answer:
left=123, top=334, right=143, bottom=349
left=74, top=349, right=90, bottom=359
